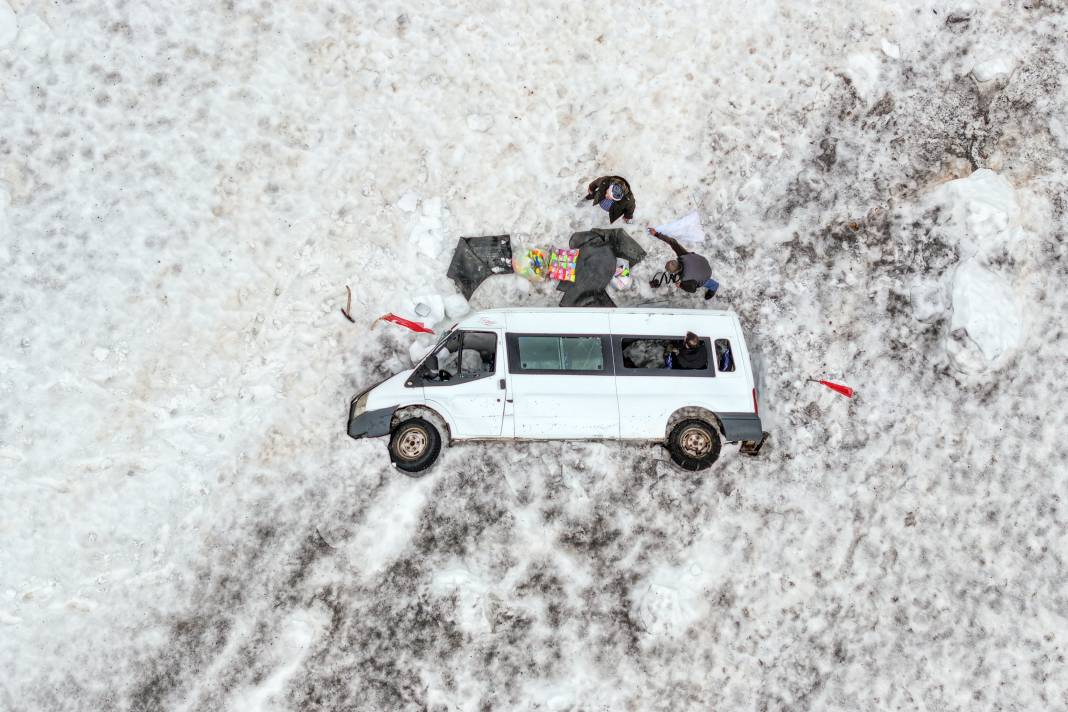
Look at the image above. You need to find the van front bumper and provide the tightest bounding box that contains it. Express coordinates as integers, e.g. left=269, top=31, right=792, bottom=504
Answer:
left=347, top=403, right=396, bottom=440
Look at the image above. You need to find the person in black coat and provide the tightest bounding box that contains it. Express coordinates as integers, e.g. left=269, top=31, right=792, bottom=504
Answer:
left=674, top=331, right=708, bottom=369
left=583, top=176, right=635, bottom=224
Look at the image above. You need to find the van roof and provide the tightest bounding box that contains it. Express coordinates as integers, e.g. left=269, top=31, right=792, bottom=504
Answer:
left=455, top=307, right=742, bottom=331
left=462, top=307, right=737, bottom=317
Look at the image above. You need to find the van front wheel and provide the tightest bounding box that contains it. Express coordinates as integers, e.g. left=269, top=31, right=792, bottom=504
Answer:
left=667, top=419, right=721, bottom=471
left=388, top=418, right=442, bottom=475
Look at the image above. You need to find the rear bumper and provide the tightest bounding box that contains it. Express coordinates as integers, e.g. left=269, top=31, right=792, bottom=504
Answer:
left=347, top=403, right=396, bottom=440
left=718, top=412, right=764, bottom=443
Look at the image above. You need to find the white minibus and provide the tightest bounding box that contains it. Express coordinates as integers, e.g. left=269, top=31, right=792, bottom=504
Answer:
left=347, top=308, right=766, bottom=473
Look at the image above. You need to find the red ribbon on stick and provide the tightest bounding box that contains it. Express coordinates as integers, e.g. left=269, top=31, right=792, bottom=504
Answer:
left=809, top=379, right=854, bottom=398
left=374, top=313, right=435, bottom=334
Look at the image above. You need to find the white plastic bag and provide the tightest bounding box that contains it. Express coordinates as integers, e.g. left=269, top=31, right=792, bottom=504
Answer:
left=655, top=211, right=706, bottom=247
left=610, top=258, right=632, bottom=290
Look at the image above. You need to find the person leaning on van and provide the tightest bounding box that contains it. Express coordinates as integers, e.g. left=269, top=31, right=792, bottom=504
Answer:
left=677, top=332, right=708, bottom=369
left=647, top=227, right=719, bottom=300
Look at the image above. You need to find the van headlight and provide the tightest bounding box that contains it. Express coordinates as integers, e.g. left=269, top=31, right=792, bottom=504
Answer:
left=352, top=392, right=369, bottom=417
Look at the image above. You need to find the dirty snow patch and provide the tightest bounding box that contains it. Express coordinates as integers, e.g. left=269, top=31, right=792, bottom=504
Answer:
left=228, top=605, right=329, bottom=712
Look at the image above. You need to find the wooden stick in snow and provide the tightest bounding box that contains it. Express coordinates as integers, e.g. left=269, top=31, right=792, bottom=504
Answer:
left=340, top=285, right=355, bottom=323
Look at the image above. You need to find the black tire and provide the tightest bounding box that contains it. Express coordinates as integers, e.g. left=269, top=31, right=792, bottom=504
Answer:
left=388, top=418, right=442, bottom=475
left=667, top=419, right=722, bottom=471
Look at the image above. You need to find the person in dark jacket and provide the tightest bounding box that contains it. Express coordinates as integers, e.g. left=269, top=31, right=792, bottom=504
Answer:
left=583, top=176, right=635, bottom=224
left=647, top=227, right=719, bottom=300
left=675, top=332, right=708, bottom=369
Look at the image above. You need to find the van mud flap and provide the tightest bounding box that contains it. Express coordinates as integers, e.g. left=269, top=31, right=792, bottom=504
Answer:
left=739, top=432, right=769, bottom=456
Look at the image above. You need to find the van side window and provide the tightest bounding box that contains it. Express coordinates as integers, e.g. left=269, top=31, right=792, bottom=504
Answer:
left=459, top=331, right=497, bottom=378
left=423, top=331, right=497, bottom=384
left=621, top=338, right=684, bottom=369
left=714, top=339, right=735, bottom=372
left=516, top=336, right=604, bottom=371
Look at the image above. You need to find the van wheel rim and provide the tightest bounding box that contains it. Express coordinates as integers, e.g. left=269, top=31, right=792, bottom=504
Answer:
left=397, top=428, right=428, bottom=459
left=680, top=427, right=712, bottom=458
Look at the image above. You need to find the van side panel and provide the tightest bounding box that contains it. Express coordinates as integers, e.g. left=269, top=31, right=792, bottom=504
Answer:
left=609, top=312, right=756, bottom=440
left=504, top=313, right=621, bottom=439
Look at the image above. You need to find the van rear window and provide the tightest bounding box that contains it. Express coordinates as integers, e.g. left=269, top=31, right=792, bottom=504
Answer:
left=714, top=339, right=735, bottom=372
left=516, top=336, right=604, bottom=371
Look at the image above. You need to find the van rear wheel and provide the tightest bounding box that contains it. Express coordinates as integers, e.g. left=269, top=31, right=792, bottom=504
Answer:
left=667, top=419, right=721, bottom=471
left=388, top=418, right=441, bottom=475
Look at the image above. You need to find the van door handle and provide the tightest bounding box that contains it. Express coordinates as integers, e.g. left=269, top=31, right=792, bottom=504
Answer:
left=498, top=378, right=506, bottom=390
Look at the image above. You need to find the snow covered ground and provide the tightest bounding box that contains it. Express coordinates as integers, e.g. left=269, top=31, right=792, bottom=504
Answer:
left=2, top=0, right=1067, bottom=709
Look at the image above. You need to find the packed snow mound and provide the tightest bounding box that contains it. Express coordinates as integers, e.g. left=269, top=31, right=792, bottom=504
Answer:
left=930, top=169, right=1030, bottom=373
left=932, top=168, right=1022, bottom=259
left=948, top=260, right=1023, bottom=370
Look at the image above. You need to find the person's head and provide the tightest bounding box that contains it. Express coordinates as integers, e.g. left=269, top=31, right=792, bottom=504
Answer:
left=665, top=259, right=680, bottom=274
left=608, top=183, right=624, bottom=201
left=684, top=331, right=700, bottom=349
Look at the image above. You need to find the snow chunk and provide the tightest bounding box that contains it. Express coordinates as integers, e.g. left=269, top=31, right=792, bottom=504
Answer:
left=443, top=293, right=470, bottom=319
left=396, top=191, right=418, bottom=212
left=948, top=259, right=1023, bottom=369
left=466, top=114, right=493, bottom=132
left=843, top=52, right=882, bottom=105
left=92, top=347, right=110, bottom=362
left=909, top=281, right=948, bottom=323
left=971, top=55, right=1015, bottom=83
left=931, top=169, right=1029, bottom=372
left=933, top=168, right=1021, bottom=258
left=880, top=39, right=900, bottom=60
left=632, top=562, right=710, bottom=639
left=409, top=196, right=448, bottom=258
left=635, top=583, right=690, bottom=637
left=0, top=1, right=17, bottom=48
left=408, top=337, right=434, bottom=365
left=396, top=293, right=445, bottom=326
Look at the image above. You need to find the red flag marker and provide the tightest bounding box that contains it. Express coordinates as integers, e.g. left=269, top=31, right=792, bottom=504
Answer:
left=375, top=313, right=435, bottom=334
left=809, top=379, right=854, bottom=398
